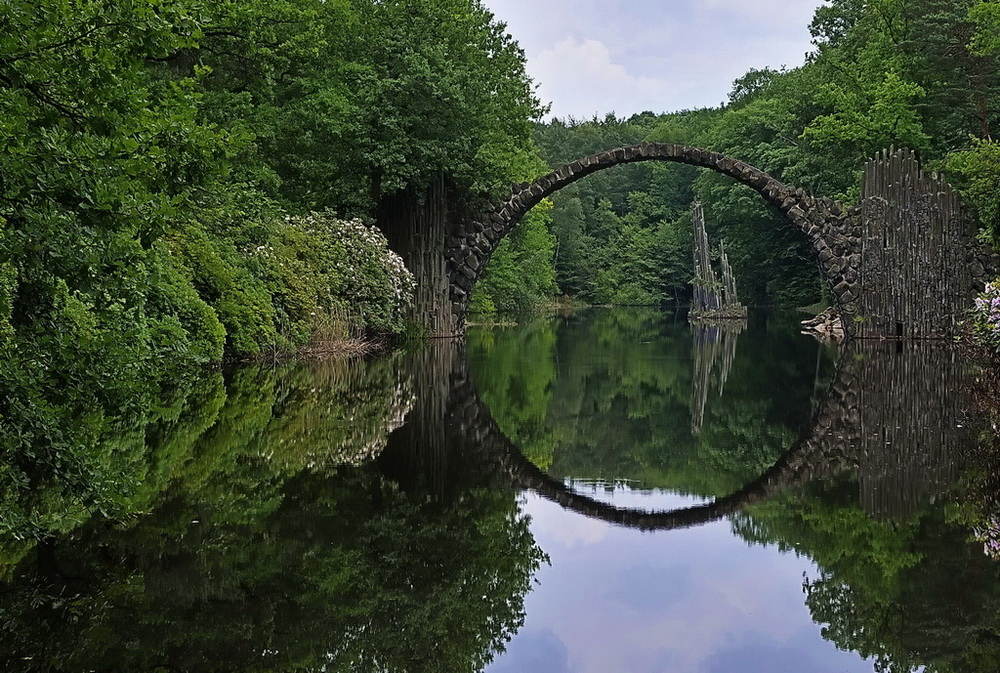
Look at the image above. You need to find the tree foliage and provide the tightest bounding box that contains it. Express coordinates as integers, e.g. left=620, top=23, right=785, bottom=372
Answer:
left=0, top=0, right=543, bottom=495
left=0, top=355, right=545, bottom=672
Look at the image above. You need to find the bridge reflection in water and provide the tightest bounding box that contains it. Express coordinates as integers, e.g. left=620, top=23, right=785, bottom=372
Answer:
left=380, top=337, right=971, bottom=528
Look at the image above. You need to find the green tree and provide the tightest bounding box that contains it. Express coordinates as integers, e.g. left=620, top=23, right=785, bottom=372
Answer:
left=472, top=200, right=558, bottom=316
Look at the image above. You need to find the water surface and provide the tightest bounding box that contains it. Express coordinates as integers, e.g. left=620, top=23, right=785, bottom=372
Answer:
left=1, top=307, right=998, bottom=672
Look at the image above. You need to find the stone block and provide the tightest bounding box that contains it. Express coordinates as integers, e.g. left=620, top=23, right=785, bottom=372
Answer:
left=833, top=281, right=852, bottom=297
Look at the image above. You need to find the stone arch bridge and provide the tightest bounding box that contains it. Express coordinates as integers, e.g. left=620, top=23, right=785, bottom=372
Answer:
left=387, top=144, right=994, bottom=338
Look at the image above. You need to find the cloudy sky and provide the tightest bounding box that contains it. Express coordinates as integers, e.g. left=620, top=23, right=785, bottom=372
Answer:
left=481, top=0, right=827, bottom=119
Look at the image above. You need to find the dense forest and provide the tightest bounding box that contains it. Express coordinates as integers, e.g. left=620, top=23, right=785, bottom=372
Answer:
left=6, top=0, right=1000, bottom=356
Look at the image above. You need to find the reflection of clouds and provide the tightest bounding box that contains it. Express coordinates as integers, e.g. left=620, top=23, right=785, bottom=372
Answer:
left=497, top=489, right=872, bottom=673
left=487, top=628, right=574, bottom=673
left=607, top=563, right=692, bottom=613
left=563, top=480, right=711, bottom=509
left=617, top=549, right=844, bottom=672
left=701, top=632, right=855, bottom=673
left=529, top=495, right=610, bottom=547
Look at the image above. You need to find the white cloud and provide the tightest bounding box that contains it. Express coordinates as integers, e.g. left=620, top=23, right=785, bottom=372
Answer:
left=525, top=494, right=611, bottom=547
left=482, top=0, right=826, bottom=118
left=532, top=37, right=671, bottom=119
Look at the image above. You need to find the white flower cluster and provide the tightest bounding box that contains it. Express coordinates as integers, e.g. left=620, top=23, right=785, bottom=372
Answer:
left=249, top=243, right=276, bottom=260
left=283, top=212, right=416, bottom=329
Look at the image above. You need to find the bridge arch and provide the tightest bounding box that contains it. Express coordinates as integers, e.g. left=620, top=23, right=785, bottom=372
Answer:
left=446, top=143, right=862, bottom=330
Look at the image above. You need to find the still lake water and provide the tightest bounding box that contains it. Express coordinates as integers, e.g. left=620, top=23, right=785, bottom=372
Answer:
left=2, top=307, right=999, bottom=672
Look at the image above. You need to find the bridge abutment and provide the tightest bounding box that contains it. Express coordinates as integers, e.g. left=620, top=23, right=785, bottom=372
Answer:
left=856, top=148, right=997, bottom=338
left=377, top=175, right=463, bottom=336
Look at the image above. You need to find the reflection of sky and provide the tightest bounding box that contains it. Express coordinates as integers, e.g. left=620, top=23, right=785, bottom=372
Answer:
left=561, top=481, right=713, bottom=509
left=486, top=492, right=875, bottom=673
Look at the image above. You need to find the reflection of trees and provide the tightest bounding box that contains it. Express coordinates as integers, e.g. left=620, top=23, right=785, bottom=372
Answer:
left=1, top=356, right=417, bottom=567
left=734, top=478, right=1000, bottom=673
left=469, top=314, right=1000, bottom=671
left=0, top=471, right=542, bottom=672
left=466, top=322, right=559, bottom=470
left=728, top=343, right=997, bottom=673
left=0, top=352, right=544, bottom=672
left=469, top=307, right=833, bottom=496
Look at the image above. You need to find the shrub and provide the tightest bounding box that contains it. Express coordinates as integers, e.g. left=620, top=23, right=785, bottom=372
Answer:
left=265, top=213, right=415, bottom=340
left=146, top=246, right=227, bottom=364
left=970, top=280, right=1000, bottom=354
left=165, top=221, right=278, bottom=358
